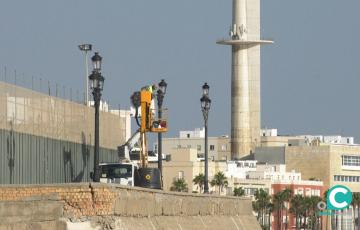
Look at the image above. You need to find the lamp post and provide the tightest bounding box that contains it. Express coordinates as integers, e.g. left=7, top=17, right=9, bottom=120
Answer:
left=89, top=52, right=104, bottom=182
left=157, top=79, right=167, bottom=186
left=200, top=83, right=211, bottom=194
left=78, top=44, right=92, bottom=105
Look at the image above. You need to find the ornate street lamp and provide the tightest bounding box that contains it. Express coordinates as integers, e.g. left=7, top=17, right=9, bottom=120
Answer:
left=89, top=52, right=104, bottom=182
left=201, top=82, right=211, bottom=193
left=91, top=52, right=102, bottom=72
left=202, top=82, right=209, bottom=96
left=157, top=79, right=167, bottom=187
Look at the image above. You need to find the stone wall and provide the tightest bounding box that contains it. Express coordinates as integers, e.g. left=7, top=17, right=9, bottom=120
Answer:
left=0, top=81, right=126, bottom=150
left=0, top=183, right=261, bottom=229
left=0, top=197, right=66, bottom=230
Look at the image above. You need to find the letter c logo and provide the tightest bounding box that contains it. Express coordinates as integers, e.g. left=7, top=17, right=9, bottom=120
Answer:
left=327, top=185, right=352, bottom=210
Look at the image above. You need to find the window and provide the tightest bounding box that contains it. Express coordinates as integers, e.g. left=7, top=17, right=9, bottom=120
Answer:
left=178, top=171, right=184, bottom=179
left=210, top=145, right=215, bottom=151
left=187, top=134, right=190, bottom=138
left=221, top=145, right=227, bottom=151
left=334, top=175, right=360, bottom=183
left=342, top=155, right=360, bottom=166
left=298, top=188, right=303, bottom=195
left=100, top=164, right=133, bottom=179
left=197, top=145, right=201, bottom=151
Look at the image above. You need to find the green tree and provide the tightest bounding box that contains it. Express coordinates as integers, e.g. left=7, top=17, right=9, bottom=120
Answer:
left=273, top=192, right=285, bottom=229
left=233, top=187, right=245, bottom=197
left=254, top=189, right=272, bottom=228
left=290, top=194, right=304, bottom=230
left=352, top=192, right=360, bottom=229
left=266, top=202, right=274, bottom=230
left=282, top=188, right=292, bottom=230
left=273, top=188, right=292, bottom=230
left=210, top=171, right=228, bottom=194
left=193, top=173, right=205, bottom=193
left=306, top=196, right=322, bottom=229
left=323, top=189, right=329, bottom=230
left=170, top=178, right=188, bottom=192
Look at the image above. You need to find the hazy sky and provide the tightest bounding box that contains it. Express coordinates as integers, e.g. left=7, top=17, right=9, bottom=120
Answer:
left=1, top=1, right=360, bottom=141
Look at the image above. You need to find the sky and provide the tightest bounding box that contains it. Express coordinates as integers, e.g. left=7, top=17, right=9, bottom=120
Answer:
left=0, top=0, right=360, bottom=141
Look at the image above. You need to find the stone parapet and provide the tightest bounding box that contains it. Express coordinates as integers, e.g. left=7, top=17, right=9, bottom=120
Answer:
left=0, top=183, right=261, bottom=229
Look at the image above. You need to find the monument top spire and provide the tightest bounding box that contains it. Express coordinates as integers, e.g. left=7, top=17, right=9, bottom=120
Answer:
left=217, top=0, right=273, bottom=159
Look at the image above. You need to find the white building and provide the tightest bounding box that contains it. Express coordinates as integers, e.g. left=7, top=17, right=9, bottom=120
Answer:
left=261, top=128, right=278, bottom=137
left=109, top=109, right=132, bottom=142
left=179, top=128, right=205, bottom=138
left=301, top=135, right=354, bottom=145
left=225, top=160, right=257, bottom=179
left=247, top=164, right=301, bottom=183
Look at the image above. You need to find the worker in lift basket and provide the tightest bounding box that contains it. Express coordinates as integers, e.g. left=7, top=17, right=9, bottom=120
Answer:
left=141, top=84, right=156, bottom=95
left=141, top=84, right=157, bottom=116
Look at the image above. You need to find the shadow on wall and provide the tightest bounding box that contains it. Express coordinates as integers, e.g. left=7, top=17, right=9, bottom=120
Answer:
left=7, top=121, right=15, bottom=184
left=62, top=132, right=90, bottom=182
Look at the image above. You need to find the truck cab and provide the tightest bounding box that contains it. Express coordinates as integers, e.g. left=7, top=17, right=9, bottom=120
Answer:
left=99, top=163, right=137, bottom=186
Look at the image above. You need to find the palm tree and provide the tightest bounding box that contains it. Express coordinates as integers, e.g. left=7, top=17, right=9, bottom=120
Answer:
left=282, top=188, right=292, bottom=229
left=170, top=178, right=188, bottom=192
left=307, top=196, right=322, bottom=229
left=272, top=188, right=292, bottom=230
left=273, top=192, right=285, bottom=229
left=233, top=187, right=245, bottom=197
left=323, top=189, right=329, bottom=230
left=210, top=171, right=228, bottom=194
left=290, top=194, right=304, bottom=230
left=254, top=189, right=271, bottom=228
left=352, top=192, right=360, bottom=230
left=266, top=202, right=274, bottom=230
left=193, top=173, right=205, bottom=193
left=295, top=195, right=321, bottom=229
left=252, top=201, right=261, bottom=221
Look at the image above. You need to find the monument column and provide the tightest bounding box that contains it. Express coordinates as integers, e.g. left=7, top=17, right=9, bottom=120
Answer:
left=217, top=0, right=272, bottom=159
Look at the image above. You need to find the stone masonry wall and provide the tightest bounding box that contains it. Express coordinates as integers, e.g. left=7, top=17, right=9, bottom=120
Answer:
left=0, top=183, right=261, bottom=229
left=0, top=183, right=115, bottom=218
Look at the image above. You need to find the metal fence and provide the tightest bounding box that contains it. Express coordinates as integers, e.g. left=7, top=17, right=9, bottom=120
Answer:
left=0, top=68, right=127, bottom=184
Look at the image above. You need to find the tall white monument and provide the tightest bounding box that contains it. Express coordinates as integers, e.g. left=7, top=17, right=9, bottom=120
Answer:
left=217, top=0, right=272, bottom=159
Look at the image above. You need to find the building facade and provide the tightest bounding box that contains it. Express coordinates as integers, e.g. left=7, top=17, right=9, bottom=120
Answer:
left=161, top=148, right=227, bottom=193
left=271, top=181, right=325, bottom=230
left=154, top=128, right=231, bottom=161
left=0, top=81, right=129, bottom=184
left=255, top=139, right=360, bottom=193
left=156, top=128, right=286, bottom=162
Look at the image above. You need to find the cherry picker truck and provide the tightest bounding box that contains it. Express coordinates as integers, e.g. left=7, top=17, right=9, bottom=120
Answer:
left=98, top=87, right=166, bottom=188
left=128, top=87, right=167, bottom=189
